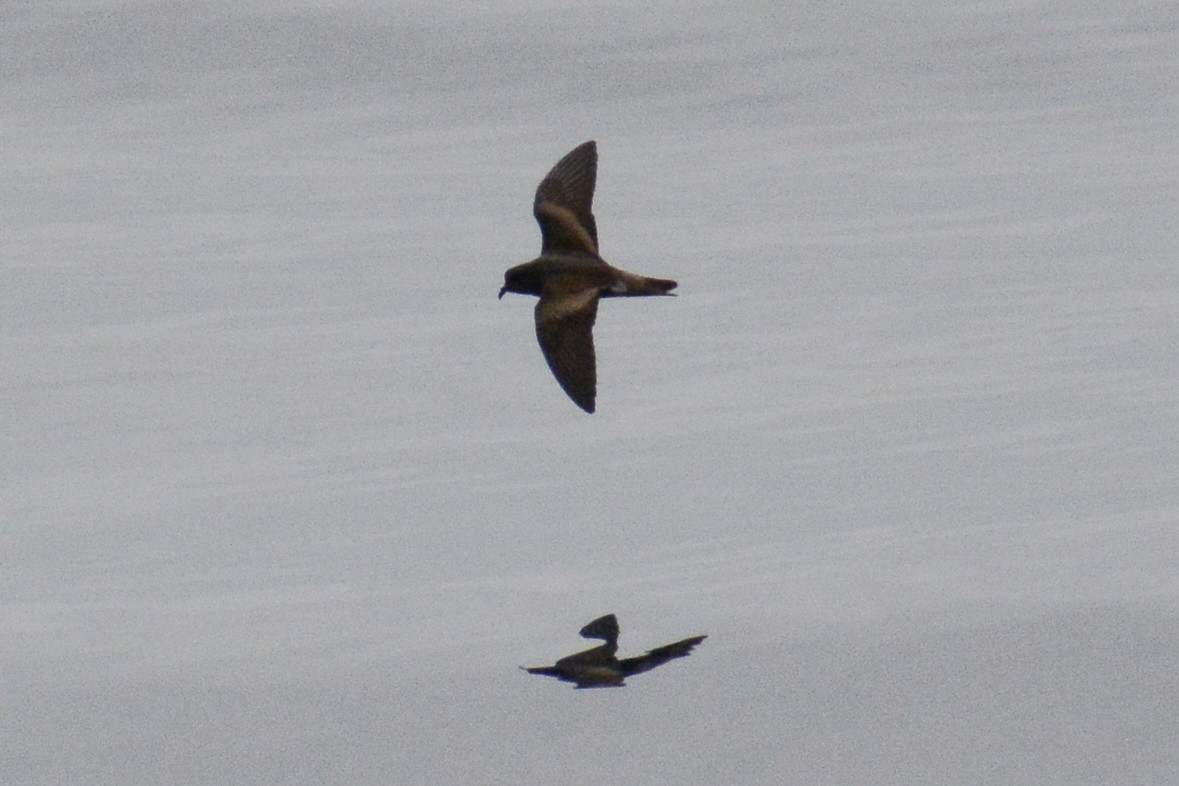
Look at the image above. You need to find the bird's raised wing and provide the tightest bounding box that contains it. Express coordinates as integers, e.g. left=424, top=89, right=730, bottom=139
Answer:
left=534, top=141, right=600, bottom=256
left=579, top=614, right=620, bottom=645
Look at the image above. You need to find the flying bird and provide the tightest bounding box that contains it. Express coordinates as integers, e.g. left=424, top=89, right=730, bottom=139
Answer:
left=499, top=141, right=678, bottom=413
left=522, top=614, right=706, bottom=689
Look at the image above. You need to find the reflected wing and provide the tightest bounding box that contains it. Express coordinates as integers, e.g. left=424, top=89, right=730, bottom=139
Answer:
left=533, top=141, right=600, bottom=256
left=618, top=635, right=707, bottom=677
left=534, top=290, right=599, bottom=413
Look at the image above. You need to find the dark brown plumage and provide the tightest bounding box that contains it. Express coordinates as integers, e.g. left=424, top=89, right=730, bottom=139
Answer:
left=522, top=614, right=706, bottom=689
left=499, top=141, right=677, bottom=413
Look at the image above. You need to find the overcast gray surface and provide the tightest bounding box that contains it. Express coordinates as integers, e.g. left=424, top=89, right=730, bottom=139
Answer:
left=4, top=1, right=1179, bottom=784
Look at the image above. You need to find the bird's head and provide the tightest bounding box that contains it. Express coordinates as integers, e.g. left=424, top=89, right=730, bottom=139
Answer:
left=499, top=262, right=545, bottom=299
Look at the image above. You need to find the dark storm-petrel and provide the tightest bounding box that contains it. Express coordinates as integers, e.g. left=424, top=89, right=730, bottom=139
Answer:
left=499, top=141, right=678, bottom=413
left=522, top=614, right=706, bottom=689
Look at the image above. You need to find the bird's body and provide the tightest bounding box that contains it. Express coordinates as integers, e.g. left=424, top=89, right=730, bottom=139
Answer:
left=522, top=614, right=706, bottom=689
left=499, top=141, right=677, bottom=413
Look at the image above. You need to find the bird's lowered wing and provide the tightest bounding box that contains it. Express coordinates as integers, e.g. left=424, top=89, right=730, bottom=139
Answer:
left=534, top=288, right=599, bottom=413
left=618, top=635, right=708, bottom=677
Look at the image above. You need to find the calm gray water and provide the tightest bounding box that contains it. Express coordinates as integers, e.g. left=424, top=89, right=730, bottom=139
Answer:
left=4, top=1, right=1178, bottom=783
